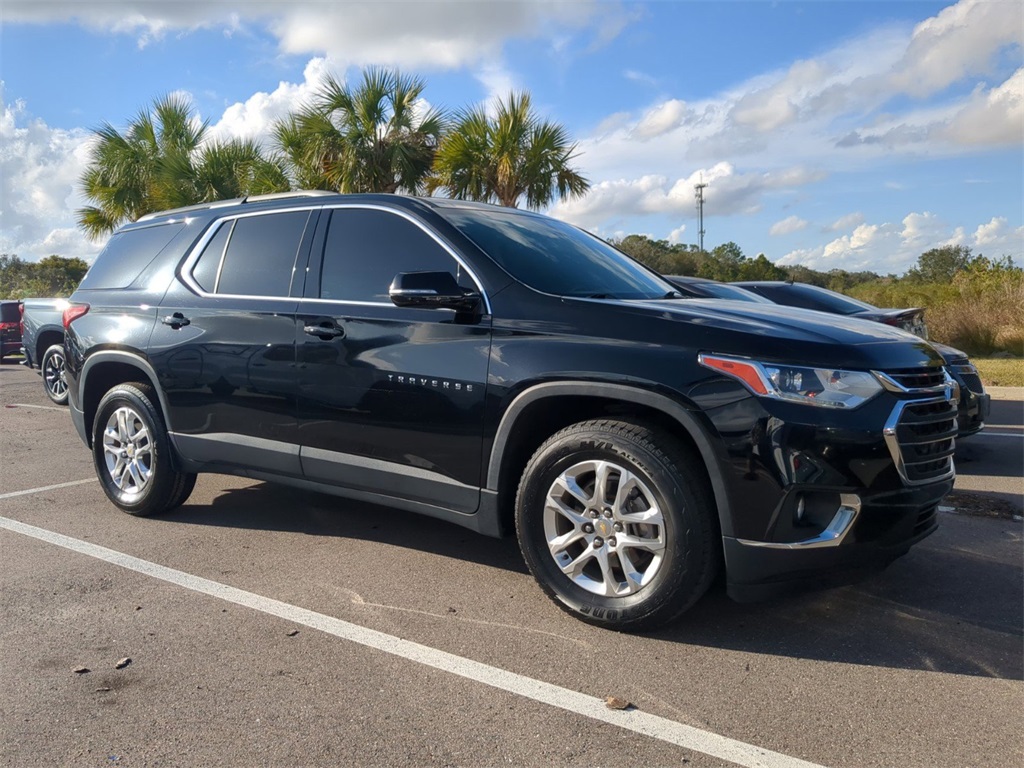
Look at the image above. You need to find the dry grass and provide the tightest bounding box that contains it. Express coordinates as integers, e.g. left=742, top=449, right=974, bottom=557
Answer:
left=974, top=358, right=1024, bottom=387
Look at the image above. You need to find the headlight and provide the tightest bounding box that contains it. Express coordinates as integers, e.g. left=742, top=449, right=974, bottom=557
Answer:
left=698, top=354, right=883, bottom=408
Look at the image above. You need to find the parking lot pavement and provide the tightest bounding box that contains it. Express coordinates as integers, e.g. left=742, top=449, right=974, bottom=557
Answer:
left=955, top=389, right=1024, bottom=513
left=2, top=359, right=1022, bottom=767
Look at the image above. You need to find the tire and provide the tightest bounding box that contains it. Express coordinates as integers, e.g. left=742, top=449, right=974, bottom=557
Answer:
left=515, top=419, right=719, bottom=631
left=41, top=344, right=69, bottom=405
left=92, top=383, right=196, bottom=517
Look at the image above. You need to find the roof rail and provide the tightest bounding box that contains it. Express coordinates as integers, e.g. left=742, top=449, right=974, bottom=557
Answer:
left=240, top=190, right=337, bottom=203
left=137, top=198, right=242, bottom=222
left=136, top=190, right=337, bottom=222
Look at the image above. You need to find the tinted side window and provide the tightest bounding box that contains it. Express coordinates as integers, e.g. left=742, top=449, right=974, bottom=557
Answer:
left=320, top=209, right=461, bottom=302
left=190, top=221, right=233, bottom=293
left=0, top=303, right=20, bottom=322
left=79, top=223, right=185, bottom=290
left=217, top=211, right=310, bottom=297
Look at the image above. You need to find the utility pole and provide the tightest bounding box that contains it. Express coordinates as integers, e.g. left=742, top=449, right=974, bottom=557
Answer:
left=694, top=178, right=707, bottom=252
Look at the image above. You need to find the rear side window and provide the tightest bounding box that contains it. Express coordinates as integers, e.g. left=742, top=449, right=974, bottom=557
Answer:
left=319, top=209, right=462, bottom=302
left=214, top=211, right=311, bottom=297
left=0, top=302, right=20, bottom=322
left=78, top=223, right=185, bottom=290
left=190, top=221, right=233, bottom=293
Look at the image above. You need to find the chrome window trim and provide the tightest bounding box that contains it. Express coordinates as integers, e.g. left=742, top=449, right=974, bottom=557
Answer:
left=736, top=494, right=861, bottom=550
left=318, top=203, right=492, bottom=315
left=179, top=205, right=321, bottom=300
left=177, top=202, right=492, bottom=315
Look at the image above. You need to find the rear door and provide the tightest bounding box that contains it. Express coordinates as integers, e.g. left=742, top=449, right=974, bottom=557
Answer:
left=150, top=208, right=319, bottom=476
left=295, top=205, right=491, bottom=513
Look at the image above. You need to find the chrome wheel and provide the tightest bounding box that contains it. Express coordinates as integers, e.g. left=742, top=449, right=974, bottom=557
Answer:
left=544, top=459, right=666, bottom=597
left=43, top=349, right=67, bottom=400
left=101, top=406, right=153, bottom=496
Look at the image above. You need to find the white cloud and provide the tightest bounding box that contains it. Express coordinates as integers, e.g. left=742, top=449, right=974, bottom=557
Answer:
left=941, top=68, right=1024, bottom=147
left=887, top=0, right=1023, bottom=98
left=667, top=225, right=686, bottom=244
left=5, top=1, right=621, bottom=69
left=828, top=212, right=865, bottom=231
left=777, top=210, right=1024, bottom=274
left=632, top=99, right=689, bottom=140
left=769, top=215, right=808, bottom=237
left=207, top=57, right=333, bottom=145
left=0, top=86, right=99, bottom=262
left=973, top=217, right=1024, bottom=253
left=550, top=162, right=826, bottom=233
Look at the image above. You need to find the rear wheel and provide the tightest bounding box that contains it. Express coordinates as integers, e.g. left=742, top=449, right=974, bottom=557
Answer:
left=516, top=419, right=718, bottom=631
left=92, top=383, right=196, bottom=516
left=41, top=344, right=69, bottom=405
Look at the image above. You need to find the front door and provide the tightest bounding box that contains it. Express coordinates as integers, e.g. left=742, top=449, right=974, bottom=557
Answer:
left=295, top=206, right=491, bottom=513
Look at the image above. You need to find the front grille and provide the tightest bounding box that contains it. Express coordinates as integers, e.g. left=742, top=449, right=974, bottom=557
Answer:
left=882, top=367, right=947, bottom=390
left=950, top=362, right=984, bottom=394
left=884, top=396, right=958, bottom=485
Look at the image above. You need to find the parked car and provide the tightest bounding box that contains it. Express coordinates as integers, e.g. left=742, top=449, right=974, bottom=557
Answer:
left=664, top=275, right=773, bottom=303
left=734, top=281, right=989, bottom=436
left=733, top=281, right=929, bottom=337
left=20, top=297, right=70, bottom=404
left=64, top=192, right=958, bottom=630
left=0, top=300, right=23, bottom=360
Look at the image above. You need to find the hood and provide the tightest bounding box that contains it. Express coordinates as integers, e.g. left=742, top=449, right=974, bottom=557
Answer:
left=610, top=297, right=944, bottom=370
left=630, top=298, right=922, bottom=344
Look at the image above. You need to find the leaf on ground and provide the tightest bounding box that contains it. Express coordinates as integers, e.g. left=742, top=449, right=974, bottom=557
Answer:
left=114, top=657, right=131, bottom=669
left=604, top=696, right=632, bottom=710
left=73, top=666, right=90, bottom=674
left=286, top=630, right=299, bottom=637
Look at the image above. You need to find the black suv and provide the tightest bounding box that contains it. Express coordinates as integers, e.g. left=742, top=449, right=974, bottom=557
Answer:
left=0, top=300, right=23, bottom=360
left=65, top=192, right=958, bottom=630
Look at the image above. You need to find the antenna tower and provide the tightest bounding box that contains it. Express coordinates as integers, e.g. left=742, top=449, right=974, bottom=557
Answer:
left=694, top=178, right=707, bottom=252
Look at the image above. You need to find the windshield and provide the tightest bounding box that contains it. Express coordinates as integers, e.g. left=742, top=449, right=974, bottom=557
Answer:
left=746, top=283, right=877, bottom=314
left=442, top=208, right=676, bottom=300
left=697, top=283, right=774, bottom=303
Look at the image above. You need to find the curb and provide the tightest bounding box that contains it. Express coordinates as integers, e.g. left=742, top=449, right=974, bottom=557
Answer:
left=986, top=386, right=1024, bottom=401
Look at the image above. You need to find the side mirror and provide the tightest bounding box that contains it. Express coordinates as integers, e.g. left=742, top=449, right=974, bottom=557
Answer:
left=389, top=271, right=481, bottom=312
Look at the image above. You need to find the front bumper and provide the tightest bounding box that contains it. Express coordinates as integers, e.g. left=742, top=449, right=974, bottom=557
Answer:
left=723, top=478, right=951, bottom=601
left=698, top=376, right=957, bottom=599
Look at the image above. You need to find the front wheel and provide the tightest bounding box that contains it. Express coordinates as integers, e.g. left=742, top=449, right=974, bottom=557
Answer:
left=92, top=383, right=196, bottom=517
left=516, top=419, right=719, bottom=631
left=41, top=344, right=69, bottom=405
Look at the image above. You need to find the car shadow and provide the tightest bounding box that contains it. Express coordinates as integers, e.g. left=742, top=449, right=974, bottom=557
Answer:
left=166, top=482, right=1023, bottom=681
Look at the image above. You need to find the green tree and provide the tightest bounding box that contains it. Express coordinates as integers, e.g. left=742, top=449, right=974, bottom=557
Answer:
left=0, top=254, right=89, bottom=298
left=275, top=68, right=445, bottom=194
left=907, top=245, right=975, bottom=283
left=699, top=242, right=747, bottom=281
left=429, top=91, right=589, bottom=208
left=613, top=235, right=705, bottom=276
left=738, top=253, right=787, bottom=281
left=78, top=94, right=289, bottom=237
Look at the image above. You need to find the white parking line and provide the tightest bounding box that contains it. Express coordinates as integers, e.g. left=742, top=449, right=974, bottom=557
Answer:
left=0, top=478, right=97, bottom=500
left=5, top=403, right=66, bottom=411
left=976, top=432, right=1024, bottom=439
left=0, top=513, right=825, bottom=768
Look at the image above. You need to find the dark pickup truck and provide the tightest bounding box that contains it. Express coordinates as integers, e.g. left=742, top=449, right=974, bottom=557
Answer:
left=20, top=297, right=70, bottom=404
left=62, top=192, right=958, bottom=630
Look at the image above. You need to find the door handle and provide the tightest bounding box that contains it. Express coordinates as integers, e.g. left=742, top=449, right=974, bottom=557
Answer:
left=161, top=313, right=190, bottom=328
left=303, top=323, right=345, bottom=340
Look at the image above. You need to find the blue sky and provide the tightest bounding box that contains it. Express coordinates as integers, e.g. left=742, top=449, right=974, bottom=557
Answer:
left=1, top=0, right=1021, bottom=274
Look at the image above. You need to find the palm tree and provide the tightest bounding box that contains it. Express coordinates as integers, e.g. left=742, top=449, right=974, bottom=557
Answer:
left=274, top=68, right=446, bottom=194
left=77, top=95, right=289, bottom=237
left=428, top=91, right=589, bottom=209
